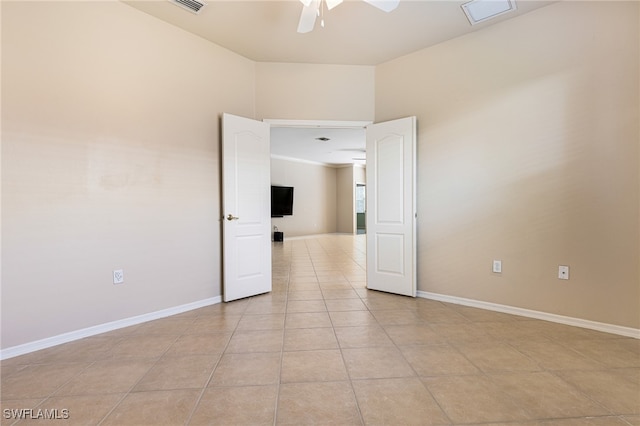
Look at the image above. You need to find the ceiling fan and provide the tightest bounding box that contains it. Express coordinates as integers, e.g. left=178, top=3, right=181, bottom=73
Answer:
left=297, top=0, right=400, bottom=33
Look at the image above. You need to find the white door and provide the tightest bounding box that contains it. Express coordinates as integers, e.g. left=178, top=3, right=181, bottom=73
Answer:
left=222, top=113, right=272, bottom=302
left=366, top=117, right=417, bottom=297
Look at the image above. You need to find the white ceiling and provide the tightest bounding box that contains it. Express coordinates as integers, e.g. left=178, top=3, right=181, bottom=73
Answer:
left=270, top=124, right=367, bottom=166
left=124, top=0, right=554, bottom=165
left=125, top=0, right=553, bottom=66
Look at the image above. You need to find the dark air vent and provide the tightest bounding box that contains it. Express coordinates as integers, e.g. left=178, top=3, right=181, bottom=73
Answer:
left=170, top=0, right=207, bottom=14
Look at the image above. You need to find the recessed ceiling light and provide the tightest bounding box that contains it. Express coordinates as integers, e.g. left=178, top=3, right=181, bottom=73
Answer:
left=461, top=0, right=516, bottom=25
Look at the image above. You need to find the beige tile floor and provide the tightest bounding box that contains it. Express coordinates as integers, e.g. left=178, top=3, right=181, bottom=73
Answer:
left=1, top=234, right=639, bottom=425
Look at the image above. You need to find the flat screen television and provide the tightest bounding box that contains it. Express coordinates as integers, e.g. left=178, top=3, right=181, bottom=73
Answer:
left=271, top=185, right=294, bottom=217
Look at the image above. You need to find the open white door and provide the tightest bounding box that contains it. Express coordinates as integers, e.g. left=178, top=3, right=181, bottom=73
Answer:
left=222, top=113, right=272, bottom=302
left=366, top=117, right=417, bottom=297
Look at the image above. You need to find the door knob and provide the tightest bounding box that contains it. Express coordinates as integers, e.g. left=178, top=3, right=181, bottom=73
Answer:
left=227, top=214, right=240, bottom=221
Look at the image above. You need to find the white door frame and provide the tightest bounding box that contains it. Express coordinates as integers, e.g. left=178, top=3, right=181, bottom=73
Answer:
left=266, top=119, right=371, bottom=237
left=264, top=117, right=417, bottom=297
left=264, top=119, right=372, bottom=129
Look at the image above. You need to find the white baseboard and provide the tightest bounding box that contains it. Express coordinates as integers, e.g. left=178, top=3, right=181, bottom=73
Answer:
left=0, top=297, right=222, bottom=360
left=5, top=292, right=637, bottom=360
left=418, top=291, right=640, bottom=339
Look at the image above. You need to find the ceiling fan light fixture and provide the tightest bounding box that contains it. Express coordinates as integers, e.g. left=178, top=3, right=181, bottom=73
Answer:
left=297, top=0, right=399, bottom=33
left=461, top=0, right=516, bottom=25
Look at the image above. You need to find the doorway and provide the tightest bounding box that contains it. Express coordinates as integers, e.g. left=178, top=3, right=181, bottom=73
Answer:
left=221, top=117, right=416, bottom=300
left=267, top=117, right=417, bottom=297
left=268, top=119, right=369, bottom=238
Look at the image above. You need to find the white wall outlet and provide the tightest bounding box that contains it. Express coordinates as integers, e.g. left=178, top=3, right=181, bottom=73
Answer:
left=558, top=265, right=569, bottom=280
left=492, top=260, right=502, bottom=273
left=113, top=269, right=124, bottom=284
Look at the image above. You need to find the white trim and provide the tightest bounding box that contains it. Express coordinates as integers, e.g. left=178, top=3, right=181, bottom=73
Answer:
left=270, top=154, right=363, bottom=169
left=418, top=291, right=640, bottom=339
left=0, top=297, right=222, bottom=360
left=263, top=119, right=371, bottom=129
left=270, top=154, right=330, bottom=167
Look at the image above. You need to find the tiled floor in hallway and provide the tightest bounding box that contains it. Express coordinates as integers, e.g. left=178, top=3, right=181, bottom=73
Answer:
left=1, top=234, right=639, bottom=425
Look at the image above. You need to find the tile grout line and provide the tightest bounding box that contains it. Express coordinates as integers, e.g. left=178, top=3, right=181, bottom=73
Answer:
left=183, top=306, right=245, bottom=425
left=95, top=329, right=185, bottom=426
left=271, top=239, right=296, bottom=426
left=331, top=251, right=366, bottom=426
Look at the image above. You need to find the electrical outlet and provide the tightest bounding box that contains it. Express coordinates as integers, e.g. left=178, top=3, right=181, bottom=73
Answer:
left=113, top=269, right=124, bottom=284
left=558, top=265, right=569, bottom=280
left=492, top=260, right=502, bottom=273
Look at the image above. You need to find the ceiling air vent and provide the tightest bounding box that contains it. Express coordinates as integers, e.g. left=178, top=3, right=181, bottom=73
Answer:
left=461, top=0, right=516, bottom=25
left=170, top=0, right=207, bottom=14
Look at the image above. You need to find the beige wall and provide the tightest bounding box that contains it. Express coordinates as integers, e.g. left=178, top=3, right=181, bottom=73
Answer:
left=1, top=1, right=256, bottom=348
left=270, top=157, right=337, bottom=237
left=336, top=166, right=355, bottom=234
left=3, top=0, right=638, bottom=353
left=256, top=62, right=375, bottom=121
left=376, top=1, right=639, bottom=328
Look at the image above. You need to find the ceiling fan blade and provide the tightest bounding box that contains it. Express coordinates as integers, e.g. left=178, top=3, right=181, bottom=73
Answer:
left=297, top=0, right=320, bottom=33
left=363, top=0, right=400, bottom=13
left=326, top=0, right=343, bottom=10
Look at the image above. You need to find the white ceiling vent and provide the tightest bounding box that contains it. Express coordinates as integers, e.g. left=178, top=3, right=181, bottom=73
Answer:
left=461, top=0, right=516, bottom=25
left=170, top=0, right=207, bottom=14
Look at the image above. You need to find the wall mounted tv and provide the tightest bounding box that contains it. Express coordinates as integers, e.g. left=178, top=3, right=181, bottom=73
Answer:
left=271, top=185, right=294, bottom=217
